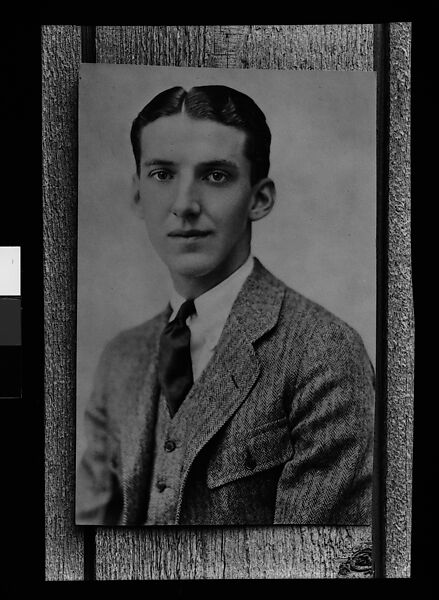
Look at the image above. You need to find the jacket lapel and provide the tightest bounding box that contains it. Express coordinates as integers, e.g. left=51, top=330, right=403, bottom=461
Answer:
left=175, top=259, right=285, bottom=521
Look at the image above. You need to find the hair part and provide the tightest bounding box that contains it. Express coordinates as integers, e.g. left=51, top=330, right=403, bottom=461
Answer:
left=130, top=85, right=271, bottom=185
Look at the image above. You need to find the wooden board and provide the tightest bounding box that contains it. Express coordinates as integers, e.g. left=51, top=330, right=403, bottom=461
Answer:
left=96, top=526, right=372, bottom=579
left=386, top=21, right=413, bottom=579
left=42, top=25, right=85, bottom=581
left=95, top=24, right=374, bottom=70
left=41, top=23, right=413, bottom=580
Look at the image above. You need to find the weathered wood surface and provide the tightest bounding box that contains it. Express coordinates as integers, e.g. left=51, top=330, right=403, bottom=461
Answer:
left=386, top=22, right=413, bottom=578
left=94, top=24, right=375, bottom=580
left=42, top=25, right=84, bottom=581
left=96, top=24, right=374, bottom=70
left=97, top=526, right=372, bottom=580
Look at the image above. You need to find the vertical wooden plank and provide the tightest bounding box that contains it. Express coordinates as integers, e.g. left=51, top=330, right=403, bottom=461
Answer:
left=96, top=25, right=209, bottom=66
left=386, top=22, right=413, bottom=578
left=92, top=24, right=375, bottom=580
left=42, top=24, right=84, bottom=580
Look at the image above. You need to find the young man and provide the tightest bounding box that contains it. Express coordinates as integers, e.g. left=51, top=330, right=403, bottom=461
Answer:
left=76, top=85, right=375, bottom=526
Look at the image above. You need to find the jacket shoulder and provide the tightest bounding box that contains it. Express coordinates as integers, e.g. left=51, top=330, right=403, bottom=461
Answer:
left=263, top=269, right=375, bottom=403
left=99, top=310, right=167, bottom=368
left=265, top=269, right=370, bottom=362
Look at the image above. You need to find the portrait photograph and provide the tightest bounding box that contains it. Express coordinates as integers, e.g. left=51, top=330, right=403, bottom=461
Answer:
left=75, top=63, right=376, bottom=527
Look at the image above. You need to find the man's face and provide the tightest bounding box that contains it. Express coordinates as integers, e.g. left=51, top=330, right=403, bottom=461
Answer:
left=132, top=113, right=270, bottom=292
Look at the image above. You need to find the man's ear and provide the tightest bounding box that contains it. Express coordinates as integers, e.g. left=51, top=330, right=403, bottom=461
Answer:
left=249, top=178, right=276, bottom=222
left=130, top=173, right=144, bottom=219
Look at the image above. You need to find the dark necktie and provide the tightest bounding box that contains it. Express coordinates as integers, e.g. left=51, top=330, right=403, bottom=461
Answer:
left=158, top=298, right=196, bottom=418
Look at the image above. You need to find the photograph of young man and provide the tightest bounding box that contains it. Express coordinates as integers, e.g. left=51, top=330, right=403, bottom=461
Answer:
left=76, top=84, right=375, bottom=526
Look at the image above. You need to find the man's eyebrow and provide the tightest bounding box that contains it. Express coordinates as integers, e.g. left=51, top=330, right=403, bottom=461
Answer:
left=142, top=159, right=176, bottom=167
left=142, top=159, right=240, bottom=169
left=197, top=160, right=239, bottom=170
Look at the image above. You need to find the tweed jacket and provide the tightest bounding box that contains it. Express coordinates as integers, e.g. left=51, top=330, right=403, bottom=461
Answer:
left=76, top=259, right=375, bottom=526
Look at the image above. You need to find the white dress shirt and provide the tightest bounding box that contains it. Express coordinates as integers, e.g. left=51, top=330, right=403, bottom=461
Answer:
left=169, top=255, right=254, bottom=381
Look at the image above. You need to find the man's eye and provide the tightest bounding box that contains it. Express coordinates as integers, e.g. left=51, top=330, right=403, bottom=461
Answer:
left=204, top=171, right=229, bottom=184
left=149, top=170, right=173, bottom=181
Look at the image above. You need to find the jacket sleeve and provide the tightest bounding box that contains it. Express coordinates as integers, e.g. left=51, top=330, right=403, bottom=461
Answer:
left=75, top=343, right=123, bottom=525
left=275, top=319, right=375, bottom=525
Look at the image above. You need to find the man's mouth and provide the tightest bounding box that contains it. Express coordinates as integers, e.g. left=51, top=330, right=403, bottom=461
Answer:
left=168, top=229, right=212, bottom=238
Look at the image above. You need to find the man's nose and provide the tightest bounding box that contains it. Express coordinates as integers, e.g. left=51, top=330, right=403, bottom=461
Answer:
left=171, top=177, right=201, bottom=218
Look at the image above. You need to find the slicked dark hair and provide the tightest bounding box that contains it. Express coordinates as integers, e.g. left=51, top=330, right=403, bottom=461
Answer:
left=130, top=85, right=271, bottom=185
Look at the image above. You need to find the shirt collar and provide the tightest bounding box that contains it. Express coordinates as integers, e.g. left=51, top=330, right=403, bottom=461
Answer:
left=169, top=254, right=254, bottom=323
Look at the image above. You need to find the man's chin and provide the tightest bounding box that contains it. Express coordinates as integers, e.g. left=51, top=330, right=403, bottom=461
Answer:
left=166, top=253, right=222, bottom=280
left=170, top=261, right=214, bottom=279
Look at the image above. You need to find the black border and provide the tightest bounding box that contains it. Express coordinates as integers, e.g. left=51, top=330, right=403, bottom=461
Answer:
left=373, top=22, right=389, bottom=580
left=409, top=20, right=432, bottom=582
left=3, top=19, right=429, bottom=590
left=3, top=23, right=44, bottom=589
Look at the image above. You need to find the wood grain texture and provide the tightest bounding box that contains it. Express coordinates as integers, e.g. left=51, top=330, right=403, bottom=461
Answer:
left=93, top=24, right=375, bottom=580
left=96, top=24, right=374, bottom=70
left=96, top=526, right=372, bottom=579
left=42, top=25, right=84, bottom=581
left=386, top=22, right=413, bottom=578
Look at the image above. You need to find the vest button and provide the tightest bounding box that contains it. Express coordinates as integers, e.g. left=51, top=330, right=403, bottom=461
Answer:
left=164, top=440, right=176, bottom=452
left=156, top=481, right=166, bottom=493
